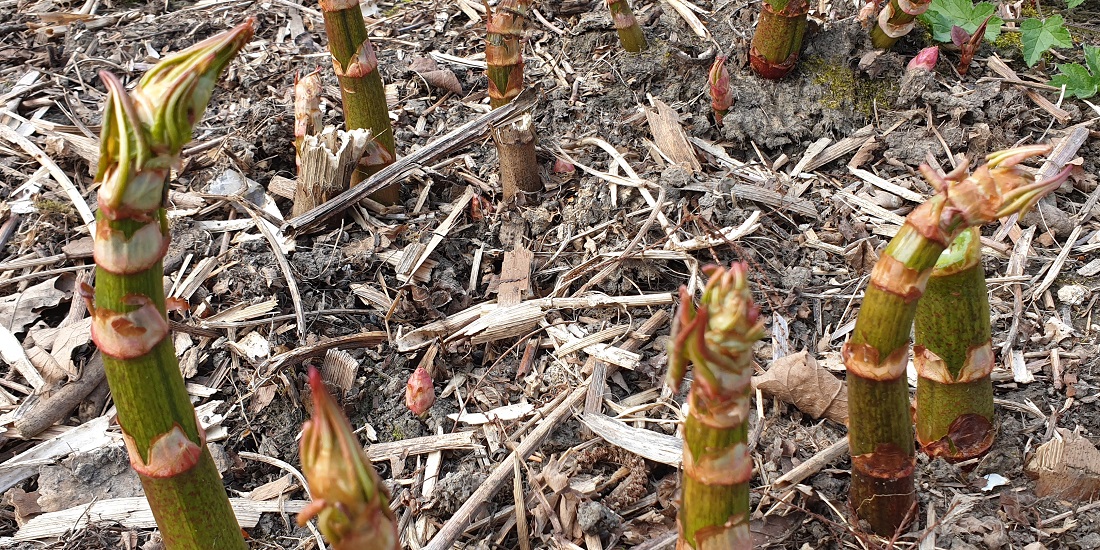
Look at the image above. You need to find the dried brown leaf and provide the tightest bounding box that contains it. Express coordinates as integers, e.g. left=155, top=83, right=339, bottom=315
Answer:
left=751, top=351, right=848, bottom=424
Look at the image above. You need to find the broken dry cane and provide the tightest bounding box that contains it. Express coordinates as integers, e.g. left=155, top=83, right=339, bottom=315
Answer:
left=87, top=21, right=254, bottom=549
left=749, top=0, right=809, bottom=80
left=294, top=68, right=323, bottom=169
left=319, top=0, right=397, bottom=204
left=608, top=0, right=647, bottom=52
left=708, top=56, right=733, bottom=125
left=913, top=228, right=995, bottom=460
left=486, top=0, right=541, bottom=201
left=845, top=145, right=1071, bottom=535
left=669, top=263, right=764, bottom=548
left=299, top=368, right=399, bottom=550
left=870, top=0, right=930, bottom=50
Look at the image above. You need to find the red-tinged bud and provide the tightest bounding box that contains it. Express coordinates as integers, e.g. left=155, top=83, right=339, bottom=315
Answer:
left=299, top=368, right=398, bottom=550
left=552, top=158, right=575, bottom=174
left=668, top=263, right=764, bottom=400
left=405, top=366, right=435, bottom=417
left=907, top=46, right=939, bottom=72
left=708, top=56, right=733, bottom=124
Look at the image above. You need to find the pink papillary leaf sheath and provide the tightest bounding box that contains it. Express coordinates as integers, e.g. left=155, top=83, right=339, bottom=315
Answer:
left=908, top=46, right=939, bottom=72
left=93, top=217, right=170, bottom=275
left=405, top=366, right=435, bottom=417
left=299, top=368, right=399, bottom=550
left=123, top=422, right=205, bottom=478
left=82, top=283, right=170, bottom=360
left=708, top=55, right=733, bottom=124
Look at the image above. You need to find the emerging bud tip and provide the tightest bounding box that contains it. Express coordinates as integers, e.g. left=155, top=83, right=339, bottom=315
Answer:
left=708, top=56, right=733, bottom=122
left=907, top=46, right=939, bottom=72
left=406, top=366, right=435, bottom=417
left=300, top=367, right=398, bottom=549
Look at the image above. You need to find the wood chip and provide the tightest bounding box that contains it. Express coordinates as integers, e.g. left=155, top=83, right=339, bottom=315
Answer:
left=579, top=413, right=682, bottom=466
left=730, top=184, right=818, bottom=218
left=8, top=497, right=308, bottom=541
left=1026, top=428, right=1100, bottom=501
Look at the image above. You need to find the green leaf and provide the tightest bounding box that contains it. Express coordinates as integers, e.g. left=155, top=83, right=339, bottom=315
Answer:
left=918, top=0, right=1003, bottom=43
left=1049, top=45, right=1100, bottom=99
left=1020, top=16, right=1074, bottom=67
left=1067, top=0, right=1084, bottom=8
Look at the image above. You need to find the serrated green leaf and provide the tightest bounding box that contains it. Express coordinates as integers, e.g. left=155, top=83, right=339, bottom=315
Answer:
left=1020, top=16, right=1073, bottom=67
left=1067, top=0, right=1084, bottom=8
left=1050, top=64, right=1098, bottom=99
left=1085, top=45, right=1100, bottom=76
left=1050, top=45, right=1100, bottom=99
left=918, top=0, right=1003, bottom=43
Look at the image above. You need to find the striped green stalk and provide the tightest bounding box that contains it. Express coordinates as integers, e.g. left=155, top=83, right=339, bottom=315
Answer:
left=608, top=0, right=647, bottom=52
left=749, top=0, right=809, bottom=80
left=298, top=368, right=398, bottom=549
left=319, top=0, right=397, bottom=204
left=870, top=0, right=931, bottom=49
left=669, top=263, right=764, bottom=548
left=88, top=21, right=253, bottom=549
left=846, top=145, right=1070, bottom=535
left=914, top=228, right=995, bottom=460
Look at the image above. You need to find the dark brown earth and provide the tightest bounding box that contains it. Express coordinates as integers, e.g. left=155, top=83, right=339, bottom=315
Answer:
left=0, top=0, right=1098, bottom=548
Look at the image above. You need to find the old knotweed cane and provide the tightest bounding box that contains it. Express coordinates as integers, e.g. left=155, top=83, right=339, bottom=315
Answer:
left=871, top=0, right=930, bottom=49
left=608, top=0, right=647, bottom=52
left=299, top=368, right=399, bottom=550
left=668, top=263, right=764, bottom=548
left=294, top=68, right=322, bottom=171
left=913, top=228, right=995, bottom=460
left=319, top=0, right=397, bottom=204
left=87, top=21, right=253, bottom=549
left=845, top=145, right=1071, bottom=535
left=486, top=0, right=541, bottom=201
left=749, top=0, right=809, bottom=79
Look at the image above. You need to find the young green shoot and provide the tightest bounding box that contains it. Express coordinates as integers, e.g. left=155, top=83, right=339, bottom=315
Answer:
left=90, top=21, right=254, bottom=549
left=846, top=145, right=1071, bottom=535
left=669, top=263, right=764, bottom=548
left=750, top=0, right=810, bottom=79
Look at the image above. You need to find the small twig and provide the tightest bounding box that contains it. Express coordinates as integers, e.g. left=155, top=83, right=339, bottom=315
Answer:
left=238, top=451, right=327, bottom=550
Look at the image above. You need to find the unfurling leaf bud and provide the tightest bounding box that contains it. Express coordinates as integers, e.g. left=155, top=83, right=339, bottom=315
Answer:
left=299, top=368, right=398, bottom=550
left=405, top=366, right=435, bottom=417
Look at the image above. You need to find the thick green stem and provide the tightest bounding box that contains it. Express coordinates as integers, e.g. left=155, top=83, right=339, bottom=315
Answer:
left=608, top=0, right=647, bottom=52
left=320, top=0, right=397, bottom=204
left=845, top=146, right=1068, bottom=535
left=749, top=0, right=809, bottom=80
left=669, top=264, right=762, bottom=548
left=914, top=228, right=995, bottom=460
left=870, top=0, right=931, bottom=50
left=90, top=22, right=253, bottom=549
